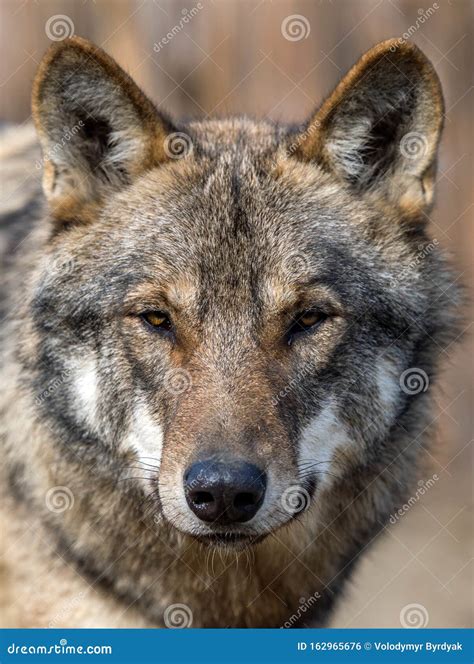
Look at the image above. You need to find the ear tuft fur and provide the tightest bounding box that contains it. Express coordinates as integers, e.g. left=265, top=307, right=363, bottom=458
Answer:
left=32, top=37, right=175, bottom=218
left=294, top=39, right=444, bottom=215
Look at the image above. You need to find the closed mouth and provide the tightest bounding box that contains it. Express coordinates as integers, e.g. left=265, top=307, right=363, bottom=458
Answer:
left=194, top=531, right=266, bottom=548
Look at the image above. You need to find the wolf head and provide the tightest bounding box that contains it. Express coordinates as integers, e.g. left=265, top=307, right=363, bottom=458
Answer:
left=26, top=37, right=459, bottom=550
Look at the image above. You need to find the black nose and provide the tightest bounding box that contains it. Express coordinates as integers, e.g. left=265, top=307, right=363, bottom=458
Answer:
left=184, top=460, right=266, bottom=525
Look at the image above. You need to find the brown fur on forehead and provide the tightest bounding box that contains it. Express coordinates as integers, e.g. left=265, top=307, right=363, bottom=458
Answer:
left=188, top=117, right=283, bottom=155
left=263, top=278, right=344, bottom=315
left=88, top=133, right=392, bottom=306
left=124, top=276, right=199, bottom=317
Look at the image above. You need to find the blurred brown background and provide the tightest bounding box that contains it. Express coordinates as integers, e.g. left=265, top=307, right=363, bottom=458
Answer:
left=1, top=0, right=472, bottom=627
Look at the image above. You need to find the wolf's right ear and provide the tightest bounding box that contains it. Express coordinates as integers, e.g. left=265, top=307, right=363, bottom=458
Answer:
left=32, top=37, right=175, bottom=221
left=293, top=39, right=444, bottom=218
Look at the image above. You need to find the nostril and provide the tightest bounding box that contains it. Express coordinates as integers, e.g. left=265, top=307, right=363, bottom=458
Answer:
left=193, top=491, right=214, bottom=506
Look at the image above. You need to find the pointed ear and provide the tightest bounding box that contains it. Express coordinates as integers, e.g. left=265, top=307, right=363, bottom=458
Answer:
left=294, top=39, right=444, bottom=216
left=32, top=37, right=175, bottom=220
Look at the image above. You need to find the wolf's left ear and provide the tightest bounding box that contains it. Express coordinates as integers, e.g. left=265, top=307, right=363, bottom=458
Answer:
left=32, top=37, right=175, bottom=218
left=294, top=39, right=444, bottom=216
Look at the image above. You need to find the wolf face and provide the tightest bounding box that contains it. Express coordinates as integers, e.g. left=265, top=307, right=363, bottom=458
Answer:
left=2, top=37, right=463, bottom=627
left=21, top=37, right=461, bottom=556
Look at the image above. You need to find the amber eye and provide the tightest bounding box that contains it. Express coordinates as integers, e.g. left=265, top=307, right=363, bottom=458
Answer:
left=286, top=309, right=328, bottom=343
left=299, top=311, right=323, bottom=328
left=140, top=311, right=173, bottom=333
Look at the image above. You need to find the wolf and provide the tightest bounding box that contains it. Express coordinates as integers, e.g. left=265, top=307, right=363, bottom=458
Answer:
left=0, top=37, right=462, bottom=628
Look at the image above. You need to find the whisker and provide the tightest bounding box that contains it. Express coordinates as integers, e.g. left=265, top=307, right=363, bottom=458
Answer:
left=130, top=459, right=160, bottom=471
left=299, top=470, right=341, bottom=481
left=116, top=476, right=155, bottom=483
